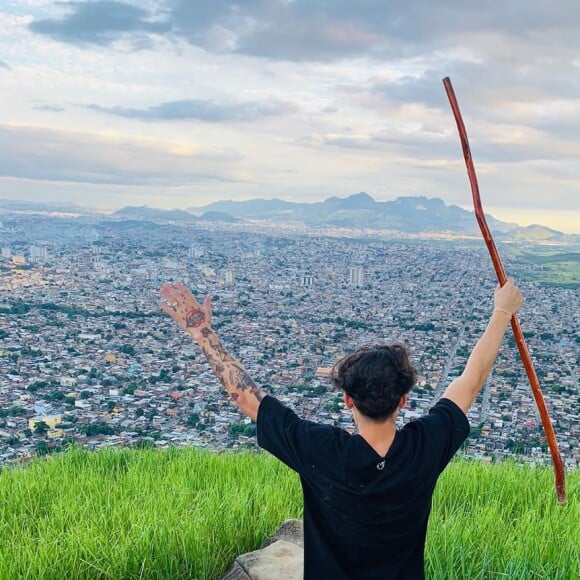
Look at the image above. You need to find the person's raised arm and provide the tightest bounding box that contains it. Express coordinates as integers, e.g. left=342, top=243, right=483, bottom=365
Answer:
left=442, top=279, right=524, bottom=414
left=160, top=282, right=265, bottom=421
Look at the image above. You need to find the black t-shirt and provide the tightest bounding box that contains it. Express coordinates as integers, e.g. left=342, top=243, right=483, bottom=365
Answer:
left=257, top=395, right=470, bottom=579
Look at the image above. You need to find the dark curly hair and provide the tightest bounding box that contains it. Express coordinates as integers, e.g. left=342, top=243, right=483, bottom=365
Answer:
left=330, top=344, right=417, bottom=421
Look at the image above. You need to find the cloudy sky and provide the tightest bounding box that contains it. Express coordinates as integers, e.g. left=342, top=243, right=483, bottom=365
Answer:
left=1, top=0, right=579, bottom=232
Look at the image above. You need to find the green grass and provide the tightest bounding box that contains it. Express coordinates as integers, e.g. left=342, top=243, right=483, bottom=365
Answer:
left=0, top=448, right=577, bottom=579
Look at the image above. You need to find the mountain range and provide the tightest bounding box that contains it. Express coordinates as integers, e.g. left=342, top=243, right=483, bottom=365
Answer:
left=188, top=192, right=520, bottom=233
left=0, top=194, right=570, bottom=239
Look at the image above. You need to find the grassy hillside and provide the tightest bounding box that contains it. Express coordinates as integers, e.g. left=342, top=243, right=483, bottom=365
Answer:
left=0, top=448, right=577, bottom=579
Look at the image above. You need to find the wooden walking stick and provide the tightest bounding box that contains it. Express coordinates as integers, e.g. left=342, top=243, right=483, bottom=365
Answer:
left=442, top=77, right=566, bottom=504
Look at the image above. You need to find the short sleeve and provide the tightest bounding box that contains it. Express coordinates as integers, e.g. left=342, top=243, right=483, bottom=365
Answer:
left=421, top=398, right=470, bottom=472
left=257, top=395, right=337, bottom=474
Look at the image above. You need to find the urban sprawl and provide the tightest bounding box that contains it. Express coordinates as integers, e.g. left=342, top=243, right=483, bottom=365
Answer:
left=0, top=214, right=577, bottom=470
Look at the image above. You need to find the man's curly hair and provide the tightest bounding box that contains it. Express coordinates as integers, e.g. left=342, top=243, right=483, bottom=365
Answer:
left=330, top=344, right=417, bottom=421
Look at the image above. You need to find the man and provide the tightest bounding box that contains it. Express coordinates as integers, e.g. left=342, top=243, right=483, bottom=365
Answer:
left=160, top=279, right=523, bottom=579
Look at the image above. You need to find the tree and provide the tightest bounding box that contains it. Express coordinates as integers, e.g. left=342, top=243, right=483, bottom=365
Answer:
left=27, top=381, right=47, bottom=393
left=186, top=413, right=200, bottom=428
left=120, top=344, right=135, bottom=356
left=228, top=423, right=256, bottom=439
left=34, top=421, right=49, bottom=435
left=124, top=383, right=137, bottom=395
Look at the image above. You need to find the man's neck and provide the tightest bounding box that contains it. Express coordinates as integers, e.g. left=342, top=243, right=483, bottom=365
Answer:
left=354, top=410, right=398, bottom=457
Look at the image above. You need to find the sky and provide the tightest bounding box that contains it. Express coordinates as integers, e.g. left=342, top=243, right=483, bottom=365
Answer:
left=0, top=1, right=579, bottom=233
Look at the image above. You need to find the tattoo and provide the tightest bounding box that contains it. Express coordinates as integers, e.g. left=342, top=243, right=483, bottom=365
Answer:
left=186, top=309, right=205, bottom=328
left=201, top=343, right=211, bottom=359
left=212, top=341, right=229, bottom=361
left=238, top=372, right=258, bottom=390
left=196, top=331, right=264, bottom=404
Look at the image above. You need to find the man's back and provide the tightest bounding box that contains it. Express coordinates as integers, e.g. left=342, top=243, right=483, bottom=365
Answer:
left=257, top=395, right=469, bottom=579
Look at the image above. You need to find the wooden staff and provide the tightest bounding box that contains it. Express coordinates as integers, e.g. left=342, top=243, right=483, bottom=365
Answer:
left=442, top=77, right=566, bottom=504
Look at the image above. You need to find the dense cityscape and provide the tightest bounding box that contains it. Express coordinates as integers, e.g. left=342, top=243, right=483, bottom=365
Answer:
left=0, top=212, right=578, bottom=470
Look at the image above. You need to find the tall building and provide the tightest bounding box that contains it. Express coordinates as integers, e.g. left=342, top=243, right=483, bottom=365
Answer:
left=189, top=246, right=204, bottom=259
left=224, top=268, right=235, bottom=284
left=349, top=266, right=364, bottom=287
left=301, top=274, right=314, bottom=287
left=29, top=245, right=48, bottom=263
left=1, top=246, right=11, bottom=259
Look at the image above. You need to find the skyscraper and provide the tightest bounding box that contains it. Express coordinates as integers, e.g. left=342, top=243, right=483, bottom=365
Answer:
left=349, top=266, right=364, bottom=287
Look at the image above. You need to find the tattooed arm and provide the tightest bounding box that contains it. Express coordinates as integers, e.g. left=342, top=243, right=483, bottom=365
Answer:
left=160, top=282, right=266, bottom=421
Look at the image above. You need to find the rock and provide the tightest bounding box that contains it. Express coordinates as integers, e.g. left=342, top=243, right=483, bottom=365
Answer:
left=221, top=519, right=304, bottom=580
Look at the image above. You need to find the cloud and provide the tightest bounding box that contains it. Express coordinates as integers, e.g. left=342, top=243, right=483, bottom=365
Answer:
left=0, top=124, right=243, bottom=185
left=28, top=1, right=579, bottom=63
left=34, top=104, right=66, bottom=112
left=0, top=60, right=10, bottom=69
left=28, top=0, right=170, bottom=46
left=85, top=97, right=296, bottom=122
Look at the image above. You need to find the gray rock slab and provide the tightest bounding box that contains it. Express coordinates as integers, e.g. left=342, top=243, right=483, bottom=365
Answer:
left=221, top=519, right=304, bottom=580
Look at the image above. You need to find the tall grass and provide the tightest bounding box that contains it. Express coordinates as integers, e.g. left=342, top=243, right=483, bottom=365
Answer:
left=0, top=448, right=577, bottom=579
left=427, top=461, right=578, bottom=579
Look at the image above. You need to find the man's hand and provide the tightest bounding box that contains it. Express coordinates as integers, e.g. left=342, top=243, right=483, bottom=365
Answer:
left=494, top=278, right=524, bottom=317
left=160, top=282, right=212, bottom=335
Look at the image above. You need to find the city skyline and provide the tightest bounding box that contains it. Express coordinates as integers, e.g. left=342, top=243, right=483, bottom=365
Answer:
left=1, top=1, right=579, bottom=233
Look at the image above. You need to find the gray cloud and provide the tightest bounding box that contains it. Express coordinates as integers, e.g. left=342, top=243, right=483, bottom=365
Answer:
left=29, top=1, right=170, bottom=46
left=29, top=1, right=580, bottom=62
left=0, top=124, right=243, bottom=185
left=300, top=117, right=579, bottom=166
left=0, top=60, right=10, bottom=69
left=34, top=104, right=66, bottom=112
left=85, top=97, right=296, bottom=122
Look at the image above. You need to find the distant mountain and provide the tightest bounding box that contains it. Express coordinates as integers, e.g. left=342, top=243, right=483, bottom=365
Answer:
left=189, top=198, right=298, bottom=218
left=498, top=224, right=565, bottom=241
left=111, top=206, right=197, bottom=222
left=191, top=193, right=520, bottom=234
left=0, top=199, right=88, bottom=213
left=198, top=211, right=239, bottom=223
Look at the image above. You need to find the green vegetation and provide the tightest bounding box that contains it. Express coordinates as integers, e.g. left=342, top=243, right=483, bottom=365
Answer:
left=510, top=249, right=580, bottom=288
left=0, top=300, right=163, bottom=319
left=0, top=448, right=577, bottom=579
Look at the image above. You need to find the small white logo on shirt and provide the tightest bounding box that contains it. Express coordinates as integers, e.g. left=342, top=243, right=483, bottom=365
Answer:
left=376, top=460, right=385, bottom=471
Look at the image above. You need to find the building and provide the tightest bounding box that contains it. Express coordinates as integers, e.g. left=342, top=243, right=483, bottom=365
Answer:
left=189, top=246, right=204, bottom=259
left=224, top=268, right=235, bottom=284
left=301, top=274, right=314, bottom=287
left=349, top=266, right=364, bottom=287
left=201, top=265, right=216, bottom=277
left=29, top=245, right=48, bottom=263
left=28, top=415, right=62, bottom=431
